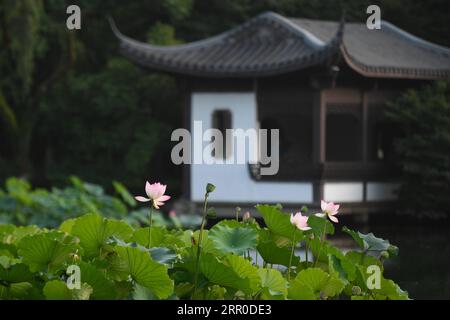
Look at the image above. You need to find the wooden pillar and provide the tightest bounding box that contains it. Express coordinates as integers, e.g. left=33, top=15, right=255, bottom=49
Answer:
left=180, top=78, right=191, bottom=201
left=361, top=90, right=369, bottom=202
left=362, top=90, right=369, bottom=163
left=313, top=90, right=326, bottom=163
left=313, top=90, right=325, bottom=203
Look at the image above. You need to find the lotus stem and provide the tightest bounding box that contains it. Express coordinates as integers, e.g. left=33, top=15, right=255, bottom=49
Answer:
left=305, top=238, right=309, bottom=265
left=192, top=191, right=209, bottom=299
left=147, top=205, right=154, bottom=248
left=287, top=230, right=297, bottom=281
left=314, top=224, right=327, bottom=267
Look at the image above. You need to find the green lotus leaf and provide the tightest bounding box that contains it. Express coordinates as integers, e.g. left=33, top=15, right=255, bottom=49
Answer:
left=77, top=261, right=117, bottom=300
left=361, top=233, right=391, bottom=252
left=345, top=251, right=383, bottom=270
left=352, top=264, right=408, bottom=300
left=351, top=295, right=365, bottom=300
left=328, top=254, right=356, bottom=284
left=149, top=247, right=178, bottom=267
left=114, top=245, right=173, bottom=299
left=132, top=283, right=178, bottom=300
left=59, top=218, right=77, bottom=234
left=0, top=224, right=16, bottom=242
left=71, top=214, right=133, bottom=258
left=205, top=285, right=227, bottom=300
left=257, top=229, right=300, bottom=267
left=114, top=281, right=133, bottom=300
left=132, top=226, right=185, bottom=249
left=209, top=221, right=258, bottom=256
left=132, top=226, right=166, bottom=248
left=372, top=277, right=409, bottom=300
left=212, top=219, right=258, bottom=230
left=342, top=226, right=393, bottom=254
left=190, top=284, right=227, bottom=300
left=18, top=232, right=79, bottom=273
left=200, top=253, right=260, bottom=295
left=132, top=283, right=156, bottom=300
left=308, top=237, right=344, bottom=264
left=0, top=263, right=33, bottom=283
left=322, top=275, right=346, bottom=298
left=288, top=279, right=316, bottom=300
left=43, top=280, right=92, bottom=300
left=3, top=225, right=41, bottom=244
left=258, top=268, right=287, bottom=299
left=0, top=242, right=17, bottom=258
left=0, top=282, right=33, bottom=299
left=184, top=230, right=221, bottom=255
left=0, top=262, right=35, bottom=299
left=307, top=215, right=334, bottom=236
left=256, top=204, right=303, bottom=240
left=175, top=282, right=195, bottom=299
left=288, top=268, right=345, bottom=300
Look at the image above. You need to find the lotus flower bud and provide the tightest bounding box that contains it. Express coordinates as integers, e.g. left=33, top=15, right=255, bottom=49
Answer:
left=352, top=286, right=362, bottom=296
left=206, top=183, right=216, bottom=194
left=380, top=251, right=389, bottom=259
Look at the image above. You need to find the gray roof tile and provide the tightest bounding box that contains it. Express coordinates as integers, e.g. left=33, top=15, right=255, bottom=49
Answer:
left=291, top=18, right=450, bottom=78
left=111, top=12, right=450, bottom=79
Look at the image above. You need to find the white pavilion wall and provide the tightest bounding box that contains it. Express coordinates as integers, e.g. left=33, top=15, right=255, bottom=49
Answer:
left=190, top=92, right=313, bottom=204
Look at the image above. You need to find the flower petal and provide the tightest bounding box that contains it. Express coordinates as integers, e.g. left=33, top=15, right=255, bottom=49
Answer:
left=158, top=195, right=171, bottom=202
left=321, top=200, right=327, bottom=212
left=135, top=196, right=151, bottom=203
left=329, top=215, right=339, bottom=223
left=145, top=181, right=154, bottom=198
left=157, top=184, right=167, bottom=198
left=325, top=202, right=334, bottom=213
left=146, top=182, right=162, bottom=199
left=315, top=213, right=326, bottom=218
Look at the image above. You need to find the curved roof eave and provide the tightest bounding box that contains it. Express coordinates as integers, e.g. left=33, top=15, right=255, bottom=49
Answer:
left=109, top=12, right=344, bottom=78
left=111, top=12, right=450, bottom=80
left=109, top=12, right=331, bottom=53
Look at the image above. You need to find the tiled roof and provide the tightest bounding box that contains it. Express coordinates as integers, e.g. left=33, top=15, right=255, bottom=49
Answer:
left=111, top=12, right=450, bottom=79
left=290, top=18, right=450, bottom=79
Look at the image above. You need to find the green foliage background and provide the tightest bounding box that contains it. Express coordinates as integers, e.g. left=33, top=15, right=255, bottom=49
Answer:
left=0, top=0, right=449, bottom=195
left=386, top=79, right=450, bottom=216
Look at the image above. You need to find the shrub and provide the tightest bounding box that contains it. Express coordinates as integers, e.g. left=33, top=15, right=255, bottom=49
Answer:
left=386, top=79, right=450, bottom=217
left=0, top=177, right=198, bottom=229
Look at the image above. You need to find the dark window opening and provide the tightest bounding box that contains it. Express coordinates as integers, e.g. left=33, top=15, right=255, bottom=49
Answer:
left=326, top=113, right=362, bottom=162
left=212, top=109, right=232, bottom=159
left=367, top=105, right=399, bottom=163
left=369, top=122, right=395, bottom=162
left=261, top=115, right=312, bottom=162
left=257, top=85, right=314, bottom=180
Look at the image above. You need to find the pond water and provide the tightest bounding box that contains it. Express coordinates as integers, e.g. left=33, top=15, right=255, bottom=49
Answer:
left=362, top=223, right=450, bottom=300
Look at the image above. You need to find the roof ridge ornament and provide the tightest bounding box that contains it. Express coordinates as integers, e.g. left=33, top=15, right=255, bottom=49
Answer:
left=259, top=11, right=326, bottom=49
left=107, top=15, right=122, bottom=38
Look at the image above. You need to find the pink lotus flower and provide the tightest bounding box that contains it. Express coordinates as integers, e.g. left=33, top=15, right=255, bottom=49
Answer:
left=135, top=181, right=171, bottom=209
left=316, top=200, right=340, bottom=223
left=290, top=212, right=311, bottom=231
